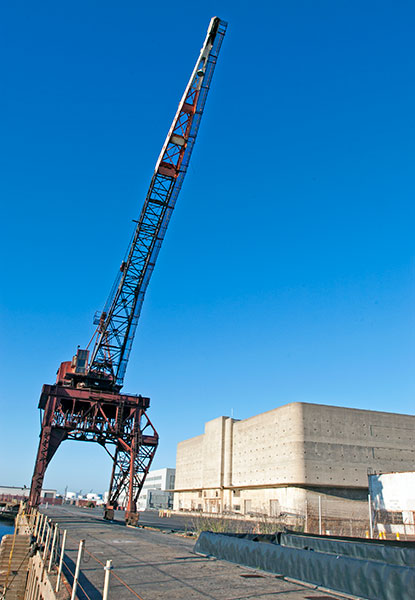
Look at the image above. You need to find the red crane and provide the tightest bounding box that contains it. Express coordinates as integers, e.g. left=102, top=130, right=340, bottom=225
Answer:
left=28, top=17, right=227, bottom=525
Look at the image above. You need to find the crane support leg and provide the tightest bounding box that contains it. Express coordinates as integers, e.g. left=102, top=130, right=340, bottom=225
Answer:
left=29, top=424, right=68, bottom=508
left=104, top=409, right=157, bottom=525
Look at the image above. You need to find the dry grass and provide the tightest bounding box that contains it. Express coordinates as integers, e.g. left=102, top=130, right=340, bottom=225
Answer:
left=190, top=514, right=303, bottom=537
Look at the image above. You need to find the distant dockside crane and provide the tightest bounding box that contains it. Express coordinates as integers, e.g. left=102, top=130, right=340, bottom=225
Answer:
left=29, top=17, right=227, bottom=525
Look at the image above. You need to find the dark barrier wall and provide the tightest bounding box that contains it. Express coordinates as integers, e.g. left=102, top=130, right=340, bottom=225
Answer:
left=280, top=532, right=415, bottom=568
left=194, top=531, right=415, bottom=600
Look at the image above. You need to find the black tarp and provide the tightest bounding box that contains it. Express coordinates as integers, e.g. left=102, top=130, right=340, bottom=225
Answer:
left=280, top=531, right=415, bottom=567
left=194, top=531, right=415, bottom=600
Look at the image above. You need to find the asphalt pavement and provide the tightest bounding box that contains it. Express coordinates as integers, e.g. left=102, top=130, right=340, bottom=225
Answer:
left=41, top=505, right=342, bottom=600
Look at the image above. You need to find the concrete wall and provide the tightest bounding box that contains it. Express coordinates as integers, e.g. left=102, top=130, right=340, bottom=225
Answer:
left=232, top=403, right=305, bottom=487
left=173, top=402, right=415, bottom=517
left=201, top=417, right=226, bottom=489
left=301, top=403, right=415, bottom=487
left=175, top=434, right=204, bottom=490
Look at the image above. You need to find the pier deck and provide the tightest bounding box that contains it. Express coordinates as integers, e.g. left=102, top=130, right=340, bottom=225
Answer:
left=42, top=505, right=340, bottom=600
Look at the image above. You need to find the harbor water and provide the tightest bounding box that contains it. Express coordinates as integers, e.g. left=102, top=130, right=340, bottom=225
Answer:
left=0, top=518, right=14, bottom=542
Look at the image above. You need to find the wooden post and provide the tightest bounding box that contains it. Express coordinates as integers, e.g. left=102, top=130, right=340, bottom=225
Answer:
left=318, top=496, right=322, bottom=535
left=43, top=521, right=51, bottom=561
left=368, top=493, right=373, bottom=538
left=48, top=524, right=58, bottom=572
left=34, top=511, right=40, bottom=537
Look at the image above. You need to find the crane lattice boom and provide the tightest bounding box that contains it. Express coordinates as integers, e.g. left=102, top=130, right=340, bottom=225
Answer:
left=89, top=17, right=227, bottom=388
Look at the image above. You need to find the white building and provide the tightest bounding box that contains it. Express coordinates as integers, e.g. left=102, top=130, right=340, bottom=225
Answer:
left=369, top=471, right=415, bottom=535
left=86, top=493, right=104, bottom=504
left=137, top=468, right=175, bottom=511
left=110, top=468, right=176, bottom=511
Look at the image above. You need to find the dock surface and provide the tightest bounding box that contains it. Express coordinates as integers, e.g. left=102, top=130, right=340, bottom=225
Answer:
left=43, top=505, right=340, bottom=600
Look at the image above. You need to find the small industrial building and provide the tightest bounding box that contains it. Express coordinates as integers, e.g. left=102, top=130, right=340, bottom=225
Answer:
left=173, top=403, right=415, bottom=530
left=108, top=468, right=176, bottom=511
left=369, top=471, right=415, bottom=536
left=0, top=486, right=57, bottom=501
left=137, top=468, right=175, bottom=511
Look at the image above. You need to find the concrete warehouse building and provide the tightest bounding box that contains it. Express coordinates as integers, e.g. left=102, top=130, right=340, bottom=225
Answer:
left=0, top=486, right=57, bottom=501
left=173, top=403, right=415, bottom=528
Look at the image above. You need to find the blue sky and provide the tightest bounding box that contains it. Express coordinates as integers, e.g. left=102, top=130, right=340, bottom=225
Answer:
left=1, top=1, right=414, bottom=494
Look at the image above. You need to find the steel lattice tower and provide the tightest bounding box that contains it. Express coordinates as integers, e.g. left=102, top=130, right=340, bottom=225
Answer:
left=28, top=17, right=227, bottom=524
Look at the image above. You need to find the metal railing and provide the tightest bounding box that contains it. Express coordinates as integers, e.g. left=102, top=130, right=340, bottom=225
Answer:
left=21, top=505, right=147, bottom=600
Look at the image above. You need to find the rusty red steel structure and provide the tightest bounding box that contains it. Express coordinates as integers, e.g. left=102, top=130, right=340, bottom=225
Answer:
left=31, top=383, right=158, bottom=523
left=28, top=17, right=227, bottom=525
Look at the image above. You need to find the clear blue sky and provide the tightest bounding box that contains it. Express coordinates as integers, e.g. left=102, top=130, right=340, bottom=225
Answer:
left=1, top=1, right=414, bottom=494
